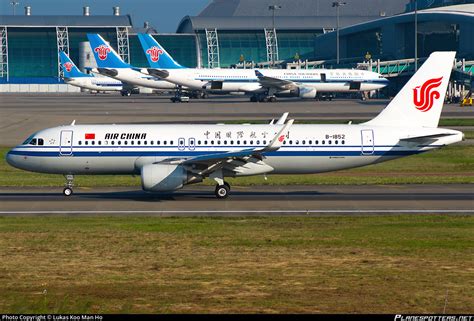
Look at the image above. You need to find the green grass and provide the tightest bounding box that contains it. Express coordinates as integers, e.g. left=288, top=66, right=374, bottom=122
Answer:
left=1, top=145, right=473, bottom=187
left=0, top=215, right=472, bottom=313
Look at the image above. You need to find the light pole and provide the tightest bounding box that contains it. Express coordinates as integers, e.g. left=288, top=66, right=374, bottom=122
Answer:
left=414, top=0, right=418, bottom=71
left=268, top=5, right=281, bottom=67
left=332, top=1, right=347, bottom=65
left=10, top=1, right=19, bottom=15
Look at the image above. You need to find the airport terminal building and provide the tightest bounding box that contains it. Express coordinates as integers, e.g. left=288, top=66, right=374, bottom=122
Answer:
left=0, top=0, right=473, bottom=92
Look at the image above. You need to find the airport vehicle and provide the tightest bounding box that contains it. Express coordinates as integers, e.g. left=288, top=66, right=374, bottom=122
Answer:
left=138, top=33, right=389, bottom=102
left=86, top=34, right=178, bottom=94
left=6, top=52, right=463, bottom=199
left=59, top=51, right=126, bottom=93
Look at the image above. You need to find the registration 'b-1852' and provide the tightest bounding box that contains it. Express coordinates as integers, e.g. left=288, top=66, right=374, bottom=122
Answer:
left=7, top=52, right=463, bottom=198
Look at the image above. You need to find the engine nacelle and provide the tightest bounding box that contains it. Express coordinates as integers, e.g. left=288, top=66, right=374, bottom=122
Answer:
left=298, top=87, right=317, bottom=99
left=141, top=163, right=193, bottom=192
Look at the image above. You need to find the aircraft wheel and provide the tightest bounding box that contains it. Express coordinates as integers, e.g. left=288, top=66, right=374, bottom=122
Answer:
left=63, top=187, right=73, bottom=196
left=215, top=184, right=230, bottom=199
left=250, top=96, right=257, bottom=102
left=269, top=96, right=277, bottom=102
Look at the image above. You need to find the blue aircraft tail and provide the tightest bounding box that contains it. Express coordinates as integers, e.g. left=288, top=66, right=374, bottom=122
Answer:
left=59, top=51, right=91, bottom=78
left=87, top=34, right=131, bottom=69
left=137, top=33, right=185, bottom=69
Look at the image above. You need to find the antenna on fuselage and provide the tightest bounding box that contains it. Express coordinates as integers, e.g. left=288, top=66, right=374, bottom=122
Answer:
left=70, top=120, right=76, bottom=126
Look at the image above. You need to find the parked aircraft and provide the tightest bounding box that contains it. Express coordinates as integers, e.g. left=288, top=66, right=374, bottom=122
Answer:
left=138, top=33, right=389, bottom=102
left=7, top=52, right=462, bottom=198
left=59, top=51, right=126, bottom=93
left=86, top=34, right=178, bottom=94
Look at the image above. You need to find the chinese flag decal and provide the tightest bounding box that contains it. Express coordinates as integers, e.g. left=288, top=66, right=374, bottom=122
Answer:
left=85, top=133, right=95, bottom=140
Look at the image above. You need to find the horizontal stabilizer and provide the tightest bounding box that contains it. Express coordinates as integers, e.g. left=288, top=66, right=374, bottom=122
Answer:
left=399, top=133, right=455, bottom=142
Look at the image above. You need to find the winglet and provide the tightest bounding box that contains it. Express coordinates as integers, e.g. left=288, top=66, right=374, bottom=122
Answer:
left=259, top=119, right=294, bottom=152
left=276, top=112, right=289, bottom=125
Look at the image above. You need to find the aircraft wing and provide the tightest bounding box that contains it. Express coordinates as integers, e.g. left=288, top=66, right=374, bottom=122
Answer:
left=255, top=70, right=298, bottom=90
left=157, top=117, right=294, bottom=176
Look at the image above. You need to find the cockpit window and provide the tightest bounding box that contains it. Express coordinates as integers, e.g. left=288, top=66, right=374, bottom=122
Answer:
left=22, top=133, right=36, bottom=145
left=29, top=138, right=37, bottom=145
left=37, top=138, right=44, bottom=146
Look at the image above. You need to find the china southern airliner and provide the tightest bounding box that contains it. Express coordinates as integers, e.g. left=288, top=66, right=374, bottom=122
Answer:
left=6, top=52, right=463, bottom=198
left=137, top=33, right=389, bottom=102
left=59, top=51, right=124, bottom=93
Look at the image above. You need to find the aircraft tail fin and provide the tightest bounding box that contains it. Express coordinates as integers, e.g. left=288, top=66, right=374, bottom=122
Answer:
left=365, top=51, right=455, bottom=128
left=137, top=33, right=185, bottom=69
left=86, top=34, right=131, bottom=69
left=59, top=51, right=91, bottom=78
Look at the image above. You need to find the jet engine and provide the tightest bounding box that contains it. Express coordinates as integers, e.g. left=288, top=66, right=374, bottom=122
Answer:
left=141, top=163, right=201, bottom=192
left=297, top=87, right=317, bottom=99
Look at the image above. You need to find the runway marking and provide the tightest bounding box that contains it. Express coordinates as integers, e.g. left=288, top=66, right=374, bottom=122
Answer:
left=0, top=209, right=473, bottom=214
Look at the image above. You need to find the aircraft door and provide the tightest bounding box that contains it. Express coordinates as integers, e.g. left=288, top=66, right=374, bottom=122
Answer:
left=321, top=73, right=327, bottom=82
left=361, top=129, right=374, bottom=155
left=60, top=130, right=73, bottom=156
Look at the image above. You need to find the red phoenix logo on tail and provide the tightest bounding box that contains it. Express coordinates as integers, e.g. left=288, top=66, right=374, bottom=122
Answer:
left=63, top=62, right=73, bottom=72
left=94, top=45, right=111, bottom=61
left=146, top=46, right=163, bottom=62
left=412, top=77, right=443, bottom=112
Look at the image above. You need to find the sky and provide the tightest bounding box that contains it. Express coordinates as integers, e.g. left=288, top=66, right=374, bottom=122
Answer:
left=1, top=0, right=210, bottom=32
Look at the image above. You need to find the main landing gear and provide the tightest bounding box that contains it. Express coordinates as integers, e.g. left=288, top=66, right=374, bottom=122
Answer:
left=214, top=182, right=230, bottom=199
left=210, top=169, right=230, bottom=199
left=63, top=174, right=74, bottom=196
left=250, top=94, right=277, bottom=103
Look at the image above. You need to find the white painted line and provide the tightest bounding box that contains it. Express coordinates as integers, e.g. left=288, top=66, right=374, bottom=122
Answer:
left=0, top=209, right=473, bottom=214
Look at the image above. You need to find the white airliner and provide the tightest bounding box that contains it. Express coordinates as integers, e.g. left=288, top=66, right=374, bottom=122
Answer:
left=86, top=34, right=178, bottom=93
left=59, top=51, right=124, bottom=93
left=138, top=33, right=389, bottom=102
left=7, top=52, right=463, bottom=199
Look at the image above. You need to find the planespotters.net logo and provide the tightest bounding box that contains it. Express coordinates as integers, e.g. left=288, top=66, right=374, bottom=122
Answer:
left=395, top=315, right=474, bottom=321
left=94, top=45, right=111, bottom=60
left=146, top=46, right=164, bottom=62
left=63, top=62, right=73, bottom=72
left=412, top=77, right=443, bottom=112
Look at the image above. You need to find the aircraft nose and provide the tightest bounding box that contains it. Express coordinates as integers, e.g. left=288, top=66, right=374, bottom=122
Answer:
left=5, top=150, right=16, bottom=168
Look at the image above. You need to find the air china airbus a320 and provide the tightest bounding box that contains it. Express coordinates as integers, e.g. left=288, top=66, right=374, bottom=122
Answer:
left=6, top=52, right=463, bottom=199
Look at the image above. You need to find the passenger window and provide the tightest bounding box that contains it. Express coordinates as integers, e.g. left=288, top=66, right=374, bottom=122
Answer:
left=91, top=141, right=95, bottom=145
left=85, top=141, right=88, bottom=145
left=322, top=140, right=325, bottom=145
left=98, top=141, right=102, bottom=145
left=164, top=141, right=167, bottom=145
left=130, top=141, right=134, bottom=145
left=211, top=140, right=214, bottom=145
left=118, top=141, right=121, bottom=145
left=144, top=141, right=147, bottom=145
left=78, top=141, right=82, bottom=145
left=342, top=140, right=345, bottom=145
left=335, top=140, right=338, bottom=144
left=137, top=141, right=140, bottom=145
left=111, top=141, right=115, bottom=145
left=124, top=141, right=128, bottom=145
left=170, top=141, right=173, bottom=145
left=151, top=141, right=154, bottom=145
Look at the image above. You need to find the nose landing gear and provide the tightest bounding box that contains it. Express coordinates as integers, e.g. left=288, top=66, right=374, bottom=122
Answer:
left=63, top=174, right=74, bottom=196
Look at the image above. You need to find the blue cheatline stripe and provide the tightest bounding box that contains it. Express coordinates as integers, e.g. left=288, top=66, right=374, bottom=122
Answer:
left=8, top=150, right=422, bottom=157
left=14, top=144, right=404, bottom=149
